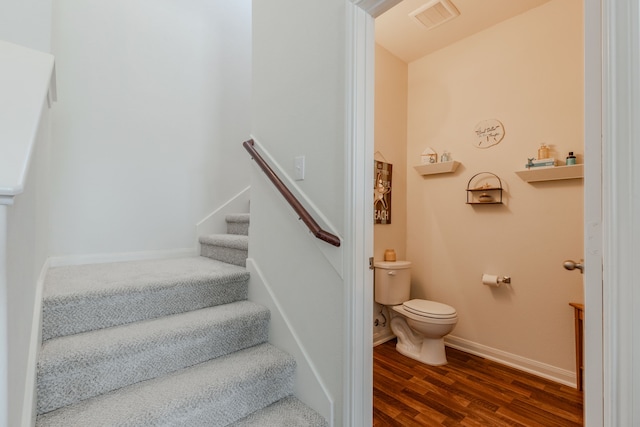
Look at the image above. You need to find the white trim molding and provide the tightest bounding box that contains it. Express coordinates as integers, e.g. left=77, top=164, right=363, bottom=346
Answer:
left=344, top=2, right=375, bottom=426
left=349, top=0, right=402, bottom=18
left=21, top=259, right=49, bottom=427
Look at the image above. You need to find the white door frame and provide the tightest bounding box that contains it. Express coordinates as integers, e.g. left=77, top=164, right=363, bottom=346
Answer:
left=346, top=0, right=615, bottom=425
left=344, top=4, right=375, bottom=426
left=599, top=1, right=640, bottom=426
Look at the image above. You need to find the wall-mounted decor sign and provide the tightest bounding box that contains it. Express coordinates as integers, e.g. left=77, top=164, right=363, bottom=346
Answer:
left=374, top=160, right=392, bottom=224
left=473, top=119, right=505, bottom=149
left=421, top=147, right=438, bottom=164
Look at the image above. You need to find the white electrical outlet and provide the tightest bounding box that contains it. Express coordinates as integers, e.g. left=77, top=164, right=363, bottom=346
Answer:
left=294, top=155, right=305, bottom=180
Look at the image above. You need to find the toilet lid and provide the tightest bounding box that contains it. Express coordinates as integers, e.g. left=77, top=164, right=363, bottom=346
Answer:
left=403, top=299, right=457, bottom=319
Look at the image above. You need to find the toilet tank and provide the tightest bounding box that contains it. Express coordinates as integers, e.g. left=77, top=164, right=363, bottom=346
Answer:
left=374, top=261, right=411, bottom=305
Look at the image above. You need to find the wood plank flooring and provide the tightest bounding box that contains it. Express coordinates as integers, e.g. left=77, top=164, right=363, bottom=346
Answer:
left=373, top=339, right=583, bottom=426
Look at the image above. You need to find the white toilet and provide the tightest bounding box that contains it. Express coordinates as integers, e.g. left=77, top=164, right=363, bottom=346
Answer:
left=374, top=261, right=458, bottom=366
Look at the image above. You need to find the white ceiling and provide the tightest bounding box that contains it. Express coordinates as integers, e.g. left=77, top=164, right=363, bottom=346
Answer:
left=375, top=0, right=552, bottom=63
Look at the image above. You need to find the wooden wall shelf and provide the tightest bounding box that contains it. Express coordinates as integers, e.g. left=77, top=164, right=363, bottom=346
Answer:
left=515, top=164, right=584, bottom=183
left=414, top=161, right=460, bottom=176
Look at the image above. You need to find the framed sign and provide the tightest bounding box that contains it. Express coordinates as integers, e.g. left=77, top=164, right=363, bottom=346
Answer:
left=374, top=160, right=392, bottom=224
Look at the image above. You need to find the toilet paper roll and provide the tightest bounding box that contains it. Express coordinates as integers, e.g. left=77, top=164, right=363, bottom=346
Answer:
left=482, top=274, right=500, bottom=287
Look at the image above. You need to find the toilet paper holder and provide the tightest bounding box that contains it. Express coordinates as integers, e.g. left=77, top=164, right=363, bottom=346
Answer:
left=482, top=274, right=511, bottom=287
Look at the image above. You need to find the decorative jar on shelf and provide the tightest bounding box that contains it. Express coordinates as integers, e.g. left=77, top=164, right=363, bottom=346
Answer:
left=384, top=249, right=396, bottom=262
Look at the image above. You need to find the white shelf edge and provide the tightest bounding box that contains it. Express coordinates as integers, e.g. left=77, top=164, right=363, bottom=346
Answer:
left=414, top=161, right=460, bottom=176
left=515, top=164, right=584, bottom=182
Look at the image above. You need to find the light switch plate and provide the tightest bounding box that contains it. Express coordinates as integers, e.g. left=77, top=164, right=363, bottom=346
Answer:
left=294, top=155, right=305, bottom=180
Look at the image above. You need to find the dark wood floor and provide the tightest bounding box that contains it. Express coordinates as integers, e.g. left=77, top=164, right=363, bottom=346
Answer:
left=373, top=339, right=583, bottom=426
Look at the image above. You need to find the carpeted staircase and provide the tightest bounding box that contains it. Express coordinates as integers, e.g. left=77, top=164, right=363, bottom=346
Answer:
left=35, top=214, right=328, bottom=426
left=199, top=214, right=250, bottom=267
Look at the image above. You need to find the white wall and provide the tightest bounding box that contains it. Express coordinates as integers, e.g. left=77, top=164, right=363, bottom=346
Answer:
left=251, top=0, right=348, bottom=424
left=49, top=0, right=252, bottom=257
left=404, top=0, right=583, bottom=379
left=251, top=0, right=346, bottom=231
left=0, top=0, right=52, bottom=52
left=247, top=169, right=343, bottom=423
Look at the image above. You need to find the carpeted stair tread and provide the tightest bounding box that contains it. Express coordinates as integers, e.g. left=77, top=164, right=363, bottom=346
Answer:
left=199, top=234, right=249, bottom=250
left=44, top=256, right=246, bottom=299
left=42, top=256, right=249, bottom=340
left=225, top=213, right=250, bottom=223
left=229, top=396, right=328, bottom=426
left=225, top=213, right=250, bottom=236
left=37, top=301, right=270, bottom=415
left=200, top=235, right=249, bottom=267
left=35, top=343, right=296, bottom=427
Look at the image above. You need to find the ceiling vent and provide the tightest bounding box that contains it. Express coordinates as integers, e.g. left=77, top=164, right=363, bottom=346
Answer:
left=409, top=0, right=460, bottom=31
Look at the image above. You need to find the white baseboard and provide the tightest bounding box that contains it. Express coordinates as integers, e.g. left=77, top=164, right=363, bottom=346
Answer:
left=444, top=335, right=577, bottom=388
left=246, top=258, right=334, bottom=426
left=48, top=248, right=197, bottom=268
left=373, top=331, right=395, bottom=347
left=22, top=258, right=48, bottom=427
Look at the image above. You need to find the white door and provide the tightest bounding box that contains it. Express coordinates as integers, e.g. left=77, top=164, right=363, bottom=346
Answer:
left=583, top=0, right=603, bottom=425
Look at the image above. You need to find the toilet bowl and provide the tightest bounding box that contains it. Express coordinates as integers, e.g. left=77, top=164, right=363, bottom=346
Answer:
left=374, top=261, right=458, bottom=366
left=389, top=299, right=457, bottom=366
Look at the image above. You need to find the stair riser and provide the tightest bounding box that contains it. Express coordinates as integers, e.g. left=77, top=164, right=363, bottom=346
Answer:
left=225, top=214, right=250, bottom=236
left=37, top=307, right=270, bottom=415
left=227, top=221, right=249, bottom=236
left=42, top=277, right=248, bottom=341
left=201, top=245, right=248, bottom=267
left=202, top=375, right=294, bottom=426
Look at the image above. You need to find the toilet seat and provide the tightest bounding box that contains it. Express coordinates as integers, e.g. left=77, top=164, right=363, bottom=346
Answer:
left=402, top=299, right=457, bottom=319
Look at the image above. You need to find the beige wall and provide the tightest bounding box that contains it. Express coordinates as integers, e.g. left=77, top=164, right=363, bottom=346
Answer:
left=374, top=44, right=408, bottom=262
left=377, top=0, right=584, bottom=377
left=373, top=45, right=408, bottom=343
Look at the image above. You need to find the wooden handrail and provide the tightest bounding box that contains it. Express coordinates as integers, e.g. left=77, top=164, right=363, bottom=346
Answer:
left=243, top=139, right=341, bottom=247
